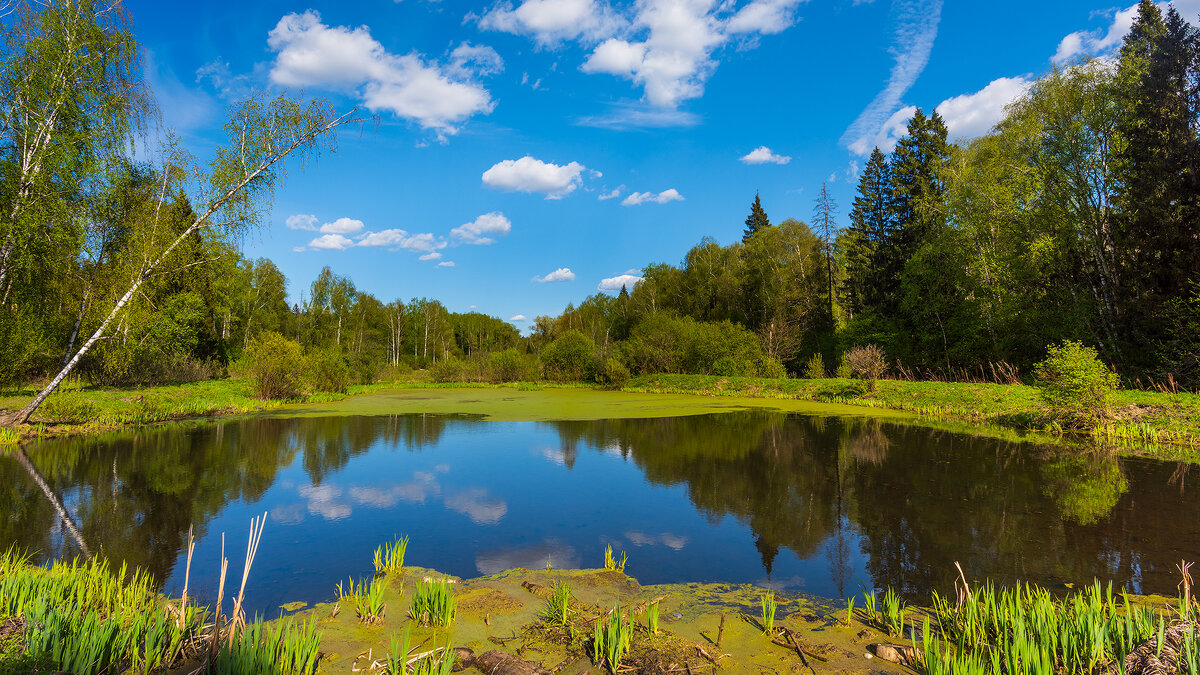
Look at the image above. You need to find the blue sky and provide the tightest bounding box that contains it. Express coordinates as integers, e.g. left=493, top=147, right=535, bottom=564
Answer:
left=127, top=0, right=1194, bottom=327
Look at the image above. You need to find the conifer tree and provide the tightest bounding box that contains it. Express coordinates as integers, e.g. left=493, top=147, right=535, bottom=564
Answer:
left=742, top=192, right=771, bottom=241
left=843, top=148, right=895, bottom=315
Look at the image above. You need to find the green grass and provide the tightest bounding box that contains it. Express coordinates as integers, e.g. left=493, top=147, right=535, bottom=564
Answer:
left=373, top=536, right=409, bottom=578
left=625, top=373, right=1200, bottom=451
left=542, top=580, right=572, bottom=626
left=410, top=578, right=455, bottom=628
left=603, top=544, right=627, bottom=572
left=592, top=603, right=632, bottom=674
left=760, top=591, right=777, bottom=634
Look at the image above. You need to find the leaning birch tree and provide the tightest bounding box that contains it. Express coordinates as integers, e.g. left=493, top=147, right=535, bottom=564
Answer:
left=1, top=95, right=358, bottom=425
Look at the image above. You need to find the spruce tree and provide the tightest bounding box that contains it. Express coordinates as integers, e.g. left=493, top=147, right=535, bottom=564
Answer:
left=843, top=148, right=895, bottom=315
left=742, top=192, right=771, bottom=241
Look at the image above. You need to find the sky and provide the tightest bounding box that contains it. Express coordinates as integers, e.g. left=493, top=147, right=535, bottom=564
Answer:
left=125, top=0, right=1200, bottom=328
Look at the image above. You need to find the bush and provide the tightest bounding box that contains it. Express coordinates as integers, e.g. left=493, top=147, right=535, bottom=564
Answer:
left=803, top=353, right=826, bottom=379
left=540, top=330, right=596, bottom=382
left=594, top=357, right=631, bottom=389
left=489, top=348, right=527, bottom=383
left=844, top=344, right=888, bottom=391
left=248, top=332, right=304, bottom=400
left=836, top=353, right=852, bottom=378
left=306, top=347, right=352, bottom=393
left=1034, top=340, right=1119, bottom=428
left=428, top=357, right=467, bottom=383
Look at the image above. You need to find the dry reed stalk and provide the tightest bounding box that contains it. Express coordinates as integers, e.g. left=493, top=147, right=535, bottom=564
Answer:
left=227, top=512, right=267, bottom=644
left=178, top=524, right=195, bottom=631
left=953, top=561, right=972, bottom=611
left=1179, top=560, right=1194, bottom=616
left=210, top=533, right=229, bottom=666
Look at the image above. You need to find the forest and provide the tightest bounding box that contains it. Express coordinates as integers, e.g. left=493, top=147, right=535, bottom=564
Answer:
left=1, top=0, right=1198, bottom=410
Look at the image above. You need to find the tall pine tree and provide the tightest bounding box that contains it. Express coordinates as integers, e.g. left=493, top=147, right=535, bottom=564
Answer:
left=843, top=148, right=895, bottom=316
left=742, top=192, right=771, bottom=241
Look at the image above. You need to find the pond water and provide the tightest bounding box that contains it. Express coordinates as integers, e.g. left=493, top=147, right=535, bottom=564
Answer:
left=2, top=404, right=1196, bottom=616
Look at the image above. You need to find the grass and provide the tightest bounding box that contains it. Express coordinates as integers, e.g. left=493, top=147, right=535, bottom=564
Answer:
left=347, top=577, right=386, bottom=625
left=603, top=544, right=627, bottom=573
left=0, top=377, right=399, bottom=440
left=410, top=578, right=455, bottom=628
left=592, top=602, right=632, bottom=674
left=647, top=598, right=660, bottom=635
left=374, top=536, right=409, bottom=578
left=760, top=591, right=777, bottom=634
left=217, top=614, right=321, bottom=675
left=542, top=580, right=572, bottom=626
left=625, top=373, right=1200, bottom=451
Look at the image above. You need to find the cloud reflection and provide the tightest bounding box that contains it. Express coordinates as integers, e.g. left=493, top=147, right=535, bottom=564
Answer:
left=444, top=488, right=508, bottom=525
left=299, top=483, right=352, bottom=520
left=475, top=540, right=580, bottom=575
left=625, top=531, right=688, bottom=550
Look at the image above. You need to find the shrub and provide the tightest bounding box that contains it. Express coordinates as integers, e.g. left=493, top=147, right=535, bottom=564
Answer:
left=306, top=347, right=352, bottom=393
left=248, top=332, right=304, bottom=399
left=844, top=345, right=887, bottom=391
left=489, top=348, right=526, bottom=383
left=1034, top=340, right=1119, bottom=428
left=428, top=357, right=467, bottom=383
left=836, top=353, right=852, bottom=378
left=594, top=357, right=631, bottom=389
left=803, top=353, right=826, bottom=379
left=540, top=330, right=596, bottom=382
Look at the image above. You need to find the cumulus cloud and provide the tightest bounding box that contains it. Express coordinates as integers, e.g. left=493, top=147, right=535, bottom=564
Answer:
left=1052, top=4, right=1139, bottom=64
left=482, top=156, right=587, bottom=198
left=509, top=314, right=527, bottom=321
left=357, top=229, right=447, bottom=252
left=451, top=212, right=512, bottom=245
left=475, top=0, right=625, bottom=46
left=438, top=261, right=456, bottom=267
left=621, top=188, right=683, bottom=206
left=319, top=217, right=365, bottom=234
left=841, top=0, right=944, bottom=156
left=267, top=11, right=496, bottom=134
left=308, top=233, right=355, bottom=250
left=935, top=76, right=1032, bottom=141
left=420, top=252, right=442, bottom=261
left=598, top=185, right=624, bottom=200
left=740, top=145, right=791, bottom=164
left=482, top=0, right=805, bottom=116
left=533, top=267, right=576, bottom=283
left=286, top=213, right=318, bottom=230
left=598, top=273, right=643, bottom=291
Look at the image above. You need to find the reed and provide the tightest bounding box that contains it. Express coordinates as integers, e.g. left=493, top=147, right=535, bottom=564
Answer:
left=843, top=596, right=856, bottom=626
left=374, top=535, right=409, bottom=577
left=542, top=579, right=571, bottom=626
left=647, top=599, right=660, bottom=634
left=760, top=591, right=777, bottom=634
left=411, top=578, right=456, bottom=627
left=603, top=544, right=627, bottom=573
left=882, top=586, right=906, bottom=636
left=352, top=576, right=386, bottom=625
left=862, top=587, right=879, bottom=627
left=592, top=603, right=632, bottom=674
left=387, top=626, right=413, bottom=675
left=0, top=426, right=20, bottom=445
left=216, top=614, right=321, bottom=674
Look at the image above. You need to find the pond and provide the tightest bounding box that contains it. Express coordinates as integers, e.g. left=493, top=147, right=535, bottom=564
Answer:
left=1, top=391, right=1193, bottom=616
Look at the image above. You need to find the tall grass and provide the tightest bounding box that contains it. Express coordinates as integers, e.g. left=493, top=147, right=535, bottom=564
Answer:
left=374, top=536, right=409, bottom=577
left=592, top=603, right=632, bottom=674
left=410, top=578, right=456, bottom=627
left=760, top=591, right=777, bottom=634
left=216, top=614, right=321, bottom=675
left=603, top=544, right=627, bottom=573
left=542, top=580, right=571, bottom=626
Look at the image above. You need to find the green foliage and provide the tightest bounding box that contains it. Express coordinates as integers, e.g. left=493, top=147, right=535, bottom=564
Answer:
left=489, top=348, right=527, bottom=383
left=647, top=599, right=660, bottom=634
left=248, top=332, right=304, bottom=400
left=217, top=615, right=321, bottom=675
left=742, top=192, right=772, bottom=241
left=374, top=536, right=409, bottom=577
left=540, top=330, right=596, bottom=382
left=1034, top=340, right=1119, bottom=427
left=305, top=347, right=352, bottom=393
left=542, top=580, right=572, bottom=626
left=410, top=578, right=456, bottom=627
left=427, top=357, right=467, bottom=383
left=603, top=544, right=627, bottom=572
left=760, top=591, right=777, bottom=634
left=803, top=353, right=826, bottom=379
left=592, top=603, right=633, bottom=673
left=594, top=357, right=631, bottom=389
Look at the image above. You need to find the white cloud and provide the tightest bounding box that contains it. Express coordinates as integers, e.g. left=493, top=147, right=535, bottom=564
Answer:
left=448, top=43, right=504, bottom=77
left=291, top=245, right=306, bottom=253
left=451, top=212, right=512, bottom=245
left=438, top=261, right=456, bottom=267
left=576, top=101, right=701, bottom=128
left=935, top=76, right=1032, bottom=141
left=841, top=0, right=943, bottom=156
left=476, top=0, right=625, bottom=46
left=475, top=0, right=803, bottom=115
left=267, top=11, right=495, bottom=134
left=534, top=267, right=576, bottom=283
left=286, top=213, right=318, bottom=230
left=319, top=217, right=365, bottom=234
left=482, top=156, right=588, bottom=198
left=726, top=0, right=806, bottom=35
left=308, top=233, right=355, bottom=250
left=740, top=145, right=791, bottom=164
left=1052, top=4, right=1138, bottom=64
left=598, top=273, right=643, bottom=291
left=420, top=252, right=442, bottom=261
left=621, top=188, right=683, bottom=206
left=355, top=229, right=447, bottom=252
left=598, top=185, right=624, bottom=200
left=509, top=314, right=528, bottom=321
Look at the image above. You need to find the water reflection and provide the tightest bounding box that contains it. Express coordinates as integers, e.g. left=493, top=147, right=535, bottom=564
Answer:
left=2, top=410, right=1194, bottom=613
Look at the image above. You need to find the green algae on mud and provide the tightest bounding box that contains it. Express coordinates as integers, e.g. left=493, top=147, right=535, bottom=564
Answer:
left=265, top=385, right=915, bottom=423
left=292, top=565, right=902, bottom=675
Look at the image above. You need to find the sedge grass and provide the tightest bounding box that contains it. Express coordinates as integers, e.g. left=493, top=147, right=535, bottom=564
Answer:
left=410, top=578, right=456, bottom=627
left=603, top=544, right=627, bottom=573
left=374, top=536, right=409, bottom=577
left=648, top=599, right=660, bottom=634
left=760, top=591, right=778, bottom=634
left=350, top=576, right=386, bottom=625
left=592, top=603, right=632, bottom=674
left=542, top=580, right=571, bottom=626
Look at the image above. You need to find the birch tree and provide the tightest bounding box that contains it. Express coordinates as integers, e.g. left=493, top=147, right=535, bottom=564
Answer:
left=1, top=95, right=357, bottom=425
